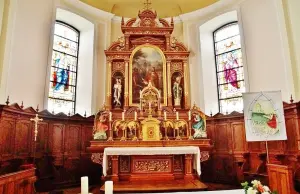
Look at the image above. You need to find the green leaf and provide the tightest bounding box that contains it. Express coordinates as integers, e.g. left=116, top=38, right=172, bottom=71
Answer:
left=241, top=181, right=249, bottom=187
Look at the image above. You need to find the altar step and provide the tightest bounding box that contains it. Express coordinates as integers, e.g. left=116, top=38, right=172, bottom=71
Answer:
left=99, top=179, right=208, bottom=193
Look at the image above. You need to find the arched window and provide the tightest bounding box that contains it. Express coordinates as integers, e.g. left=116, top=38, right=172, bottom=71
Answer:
left=48, top=21, right=80, bottom=115
left=213, top=22, right=245, bottom=114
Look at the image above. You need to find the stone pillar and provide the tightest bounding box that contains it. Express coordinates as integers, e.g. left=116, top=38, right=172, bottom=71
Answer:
left=167, top=60, right=172, bottom=107
left=124, top=60, right=129, bottom=108
left=183, top=61, right=191, bottom=109
left=106, top=60, right=112, bottom=109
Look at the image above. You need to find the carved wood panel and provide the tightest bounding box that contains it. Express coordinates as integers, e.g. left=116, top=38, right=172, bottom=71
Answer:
left=131, top=156, right=172, bottom=173
left=66, top=125, right=81, bottom=156
left=214, top=124, right=229, bottom=152
left=231, top=122, right=246, bottom=153
left=36, top=122, right=49, bottom=153
left=0, top=119, right=15, bottom=159
left=15, top=120, right=31, bottom=157
left=285, top=118, right=298, bottom=152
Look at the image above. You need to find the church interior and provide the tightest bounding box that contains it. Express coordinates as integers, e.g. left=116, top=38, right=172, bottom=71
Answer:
left=0, top=0, right=300, bottom=193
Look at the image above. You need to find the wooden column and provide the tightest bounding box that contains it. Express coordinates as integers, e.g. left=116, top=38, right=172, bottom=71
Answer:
left=111, top=155, right=119, bottom=181
left=165, top=34, right=171, bottom=51
left=167, top=60, right=172, bottom=107
left=184, top=154, right=193, bottom=180
left=124, top=60, right=129, bottom=108
left=106, top=60, right=112, bottom=109
left=183, top=61, right=190, bottom=109
left=267, top=164, right=297, bottom=194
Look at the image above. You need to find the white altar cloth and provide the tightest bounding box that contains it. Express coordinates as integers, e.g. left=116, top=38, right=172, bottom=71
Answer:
left=102, top=146, right=201, bottom=176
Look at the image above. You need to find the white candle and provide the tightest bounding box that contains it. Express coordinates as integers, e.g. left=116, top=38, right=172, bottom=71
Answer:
left=164, top=111, right=167, bottom=121
left=176, top=112, right=179, bottom=120
left=134, top=111, right=137, bottom=121
left=105, top=181, right=113, bottom=194
left=81, top=176, right=88, bottom=194
left=188, top=110, right=191, bottom=121
left=109, top=112, right=112, bottom=121
left=122, top=111, right=125, bottom=121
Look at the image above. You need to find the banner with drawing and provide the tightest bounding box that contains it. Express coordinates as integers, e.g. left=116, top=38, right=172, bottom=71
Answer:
left=243, top=91, right=287, bottom=141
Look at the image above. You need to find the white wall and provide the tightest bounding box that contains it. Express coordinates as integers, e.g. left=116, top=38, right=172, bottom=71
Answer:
left=182, top=0, right=294, bottom=114
left=240, top=0, right=293, bottom=101
left=6, top=0, right=55, bottom=108
left=0, top=0, right=4, bottom=36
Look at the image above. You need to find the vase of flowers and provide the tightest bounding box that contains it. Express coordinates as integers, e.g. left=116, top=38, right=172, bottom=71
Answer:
left=241, top=180, right=277, bottom=194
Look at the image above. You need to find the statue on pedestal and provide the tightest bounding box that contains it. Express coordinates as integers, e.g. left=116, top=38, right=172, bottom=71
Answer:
left=113, top=78, right=122, bottom=108
left=192, top=112, right=207, bottom=138
left=93, top=110, right=109, bottom=140
left=173, top=76, right=182, bottom=107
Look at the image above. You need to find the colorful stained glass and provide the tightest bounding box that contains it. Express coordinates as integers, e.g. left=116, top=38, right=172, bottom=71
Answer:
left=214, top=22, right=245, bottom=114
left=48, top=22, right=79, bottom=115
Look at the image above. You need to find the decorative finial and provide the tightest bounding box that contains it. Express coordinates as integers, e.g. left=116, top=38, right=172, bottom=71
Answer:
left=226, top=111, right=228, bottom=115
left=290, top=94, right=294, bottom=103
left=20, top=101, right=24, bottom=109
left=210, top=111, right=212, bottom=117
left=144, top=0, right=151, bottom=10
left=121, top=17, right=124, bottom=25
left=36, top=105, right=39, bottom=112
left=84, top=111, right=87, bottom=117
left=68, top=110, right=71, bottom=116
left=171, top=17, right=174, bottom=26
left=52, top=109, right=55, bottom=114
left=5, top=96, right=9, bottom=105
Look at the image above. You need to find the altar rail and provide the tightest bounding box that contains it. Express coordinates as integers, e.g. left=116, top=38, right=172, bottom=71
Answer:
left=0, top=168, right=36, bottom=194
left=1, top=102, right=300, bottom=190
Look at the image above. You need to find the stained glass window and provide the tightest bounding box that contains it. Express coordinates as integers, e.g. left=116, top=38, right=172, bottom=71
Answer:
left=213, top=22, right=245, bottom=114
left=48, top=21, right=79, bottom=115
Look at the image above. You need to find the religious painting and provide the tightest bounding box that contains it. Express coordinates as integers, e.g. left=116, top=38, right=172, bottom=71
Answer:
left=172, top=72, right=184, bottom=108
left=129, top=44, right=167, bottom=106
left=243, top=91, right=287, bottom=141
left=93, top=108, right=109, bottom=140
left=111, top=72, right=124, bottom=109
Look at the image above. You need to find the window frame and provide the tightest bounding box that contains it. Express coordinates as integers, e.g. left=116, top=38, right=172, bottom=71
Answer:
left=48, top=20, right=80, bottom=114
left=213, top=21, right=244, bottom=113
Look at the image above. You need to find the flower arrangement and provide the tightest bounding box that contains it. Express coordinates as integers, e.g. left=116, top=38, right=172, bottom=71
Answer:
left=241, top=180, right=277, bottom=194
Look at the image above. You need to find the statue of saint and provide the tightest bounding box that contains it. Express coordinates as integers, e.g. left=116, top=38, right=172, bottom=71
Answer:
left=172, top=76, right=183, bottom=106
left=192, top=112, right=207, bottom=138
left=93, top=113, right=109, bottom=140
left=113, top=78, right=122, bottom=107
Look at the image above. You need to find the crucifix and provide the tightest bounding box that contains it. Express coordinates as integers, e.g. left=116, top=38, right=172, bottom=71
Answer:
left=144, top=0, right=151, bottom=9
left=30, top=114, right=43, bottom=142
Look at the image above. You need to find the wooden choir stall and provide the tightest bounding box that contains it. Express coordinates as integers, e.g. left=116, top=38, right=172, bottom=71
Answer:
left=87, top=7, right=213, bottom=192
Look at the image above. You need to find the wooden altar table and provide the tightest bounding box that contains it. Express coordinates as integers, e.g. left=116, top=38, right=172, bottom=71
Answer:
left=103, top=146, right=201, bottom=180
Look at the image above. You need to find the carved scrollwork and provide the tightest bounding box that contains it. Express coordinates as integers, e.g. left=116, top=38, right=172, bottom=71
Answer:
left=91, top=153, right=103, bottom=165
left=200, top=151, right=210, bottom=162
left=133, top=159, right=170, bottom=172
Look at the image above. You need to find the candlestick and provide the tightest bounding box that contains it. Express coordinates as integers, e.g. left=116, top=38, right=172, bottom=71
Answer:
left=134, top=111, right=137, bottom=121
left=81, top=176, right=89, bottom=194
left=188, top=110, right=191, bottom=121
left=122, top=111, right=125, bottom=121
left=164, top=111, right=167, bottom=120
left=105, top=181, right=113, bottom=194
left=176, top=111, right=179, bottom=120
left=109, top=112, right=112, bottom=121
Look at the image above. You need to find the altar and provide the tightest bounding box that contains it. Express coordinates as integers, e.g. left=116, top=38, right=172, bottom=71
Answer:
left=87, top=3, right=213, bottom=193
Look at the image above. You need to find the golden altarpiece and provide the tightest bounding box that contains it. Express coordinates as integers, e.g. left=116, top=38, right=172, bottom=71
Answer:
left=88, top=6, right=212, bottom=191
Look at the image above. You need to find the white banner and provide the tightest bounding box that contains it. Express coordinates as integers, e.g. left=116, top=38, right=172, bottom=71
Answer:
left=243, top=91, right=287, bottom=141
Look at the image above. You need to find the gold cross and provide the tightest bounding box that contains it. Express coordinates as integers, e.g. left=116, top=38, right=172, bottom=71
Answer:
left=144, top=0, right=151, bottom=9
left=30, top=114, right=43, bottom=142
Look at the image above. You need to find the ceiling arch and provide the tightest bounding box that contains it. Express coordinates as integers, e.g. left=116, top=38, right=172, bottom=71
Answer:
left=79, top=0, right=219, bottom=18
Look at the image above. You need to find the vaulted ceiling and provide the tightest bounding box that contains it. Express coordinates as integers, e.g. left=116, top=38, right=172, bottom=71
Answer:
left=79, top=0, right=219, bottom=18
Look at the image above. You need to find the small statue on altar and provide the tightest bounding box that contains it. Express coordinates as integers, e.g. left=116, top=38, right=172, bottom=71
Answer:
left=192, top=112, right=207, bottom=138
left=113, top=78, right=122, bottom=107
left=173, top=76, right=183, bottom=106
left=93, top=111, right=109, bottom=140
